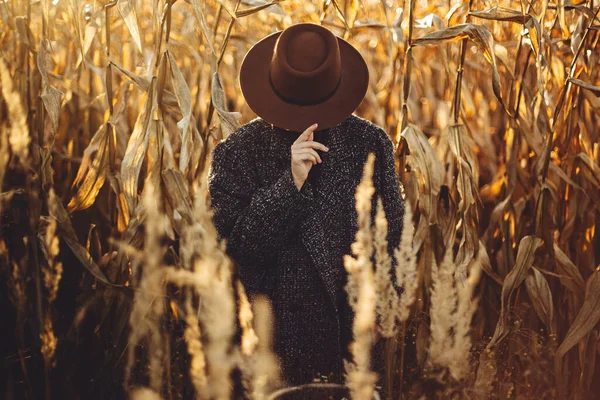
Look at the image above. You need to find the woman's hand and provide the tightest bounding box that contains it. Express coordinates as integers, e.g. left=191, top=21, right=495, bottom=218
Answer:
left=291, top=123, right=329, bottom=191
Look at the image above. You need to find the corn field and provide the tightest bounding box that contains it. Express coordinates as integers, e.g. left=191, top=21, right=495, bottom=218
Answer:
left=0, top=0, right=599, bottom=399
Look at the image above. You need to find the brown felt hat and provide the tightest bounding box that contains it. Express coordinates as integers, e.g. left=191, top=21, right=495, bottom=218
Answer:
left=239, top=23, right=369, bottom=132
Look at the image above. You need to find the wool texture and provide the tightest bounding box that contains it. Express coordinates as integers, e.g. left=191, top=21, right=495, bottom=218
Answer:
left=207, top=114, right=405, bottom=389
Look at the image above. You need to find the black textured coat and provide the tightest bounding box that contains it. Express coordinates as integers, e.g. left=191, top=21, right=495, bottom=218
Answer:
left=207, top=114, right=405, bottom=388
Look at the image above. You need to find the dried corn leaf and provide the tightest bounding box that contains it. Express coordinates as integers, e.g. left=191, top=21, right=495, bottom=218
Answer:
left=162, top=168, right=194, bottom=229
left=63, top=236, right=119, bottom=286
left=563, top=4, right=600, bottom=21
left=555, top=271, right=600, bottom=397
left=117, top=0, right=143, bottom=54
left=455, top=206, right=479, bottom=275
left=575, top=153, right=600, bottom=186
left=525, top=267, right=556, bottom=335
left=38, top=39, right=63, bottom=132
left=412, top=24, right=505, bottom=110
left=68, top=0, right=85, bottom=66
left=49, top=189, right=116, bottom=286
left=400, top=124, right=444, bottom=220
left=167, top=51, right=194, bottom=172
left=568, top=78, right=600, bottom=97
left=331, top=0, right=350, bottom=30
left=107, top=174, right=130, bottom=233
left=534, top=186, right=554, bottom=255
left=469, top=7, right=544, bottom=89
left=414, top=14, right=445, bottom=30
left=445, top=124, right=479, bottom=212
left=235, top=0, right=285, bottom=18
left=15, top=16, right=35, bottom=47
left=211, top=72, right=241, bottom=140
left=214, top=0, right=239, bottom=21
left=571, top=15, right=586, bottom=61
left=188, top=0, right=215, bottom=53
left=121, top=78, right=157, bottom=217
left=488, top=236, right=543, bottom=348
left=582, top=330, right=598, bottom=395
left=554, top=245, right=585, bottom=299
left=144, top=120, right=161, bottom=194
left=549, top=163, right=583, bottom=191
left=111, top=61, right=150, bottom=91
left=67, top=124, right=108, bottom=212
left=76, top=6, right=100, bottom=68
left=478, top=239, right=503, bottom=285
left=111, top=61, right=179, bottom=107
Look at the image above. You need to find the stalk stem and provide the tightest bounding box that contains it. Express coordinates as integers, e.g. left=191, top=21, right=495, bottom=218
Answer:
left=451, top=0, right=474, bottom=124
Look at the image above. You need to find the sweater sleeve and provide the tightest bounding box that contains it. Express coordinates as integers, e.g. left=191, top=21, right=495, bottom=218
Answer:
left=372, top=127, right=405, bottom=288
left=207, top=131, right=314, bottom=291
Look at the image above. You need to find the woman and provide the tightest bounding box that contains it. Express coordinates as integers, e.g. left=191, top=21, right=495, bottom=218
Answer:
left=207, top=23, right=405, bottom=391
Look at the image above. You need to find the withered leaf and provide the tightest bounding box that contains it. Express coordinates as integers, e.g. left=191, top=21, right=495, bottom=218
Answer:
left=487, top=236, right=543, bottom=348
left=555, top=271, right=600, bottom=397
left=554, top=244, right=586, bottom=299
left=469, top=7, right=545, bottom=92
left=213, top=0, right=239, bottom=21
left=187, top=0, right=215, bottom=53
left=568, top=78, right=600, bottom=97
left=525, top=267, right=556, bottom=335
left=67, top=124, right=108, bottom=212
left=38, top=39, right=63, bottom=132
left=63, top=236, right=120, bottom=286
left=110, top=61, right=150, bottom=91
left=575, top=153, right=600, bottom=187
left=235, top=0, right=285, bottom=18
left=211, top=72, right=241, bottom=140
left=331, top=0, right=351, bottom=30
left=107, top=174, right=130, bottom=233
left=15, top=16, right=35, bottom=47
left=478, top=239, right=503, bottom=285
left=121, top=78, right=157, bottom=217
left=400, top=124, right=444, bottom=220
left=76, top=6, right=101, bottom=69
left=166, top=51, right=194, bottom=172
left=111, top=61, right=179, bottom=107
left=444, top=124, right=479, bottom=212
left=117, top=0, right=143, bottom=54
left=162, top=168, right=194, bottom=232
left=411, top=23, right=506, bottom=111
left=563, top=4, right=600, bottom=22
left=49, top=189, right=119, bottom=287
left=534, top=185, right=555, bottom=255
left=68, top=0, right=85, bottom=66
left=415, top=14, right=445, bottom=30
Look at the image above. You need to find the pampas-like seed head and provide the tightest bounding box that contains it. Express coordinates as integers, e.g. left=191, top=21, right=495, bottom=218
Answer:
left=428, top=244, right=483, bottom=380
left=344, top=152, right=378, bottom=400
left=393, top=199, right=417, bottom=322
left=373, top=196, right=400, bottom=338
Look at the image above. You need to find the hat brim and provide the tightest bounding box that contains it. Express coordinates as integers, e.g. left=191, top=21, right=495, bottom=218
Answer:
left=239, top=30, right=369, bottom=132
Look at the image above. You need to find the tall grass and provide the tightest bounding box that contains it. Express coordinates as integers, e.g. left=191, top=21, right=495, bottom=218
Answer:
left=1, top=0, right=599, bottom=399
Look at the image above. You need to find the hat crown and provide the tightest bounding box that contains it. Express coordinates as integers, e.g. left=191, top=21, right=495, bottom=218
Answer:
left=287, top=31, right=327, bottom=72
left=269, top=24, right=342, bottom=105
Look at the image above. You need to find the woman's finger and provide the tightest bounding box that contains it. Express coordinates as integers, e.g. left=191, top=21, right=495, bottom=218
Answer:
left=295, top=141, right=329, bottom=152
left=298, top=153, right=317, bottom=165
left=296, top=148, right=322, bottom=163
left=293, top=123, right=318, bottom=145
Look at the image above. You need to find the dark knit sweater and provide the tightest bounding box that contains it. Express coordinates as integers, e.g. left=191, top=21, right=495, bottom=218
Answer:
left=207, top=114, right=405, bottom=389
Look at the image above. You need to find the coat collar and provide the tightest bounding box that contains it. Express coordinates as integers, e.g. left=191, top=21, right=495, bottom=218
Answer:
left=265, top=116, right=363, bottom=315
